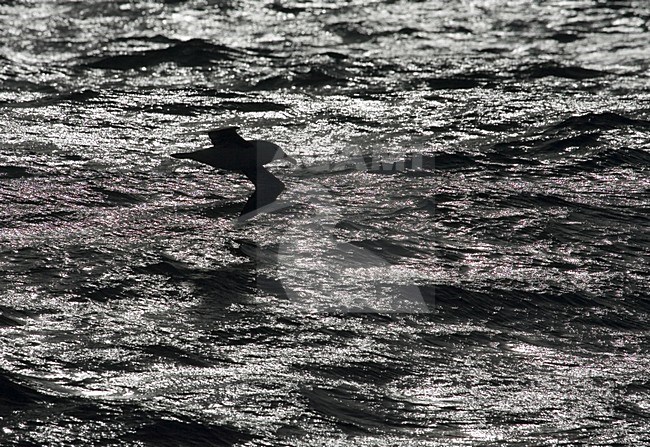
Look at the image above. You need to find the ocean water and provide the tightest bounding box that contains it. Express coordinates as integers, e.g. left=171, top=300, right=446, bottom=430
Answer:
left=1, top=0, right=649, bottom=445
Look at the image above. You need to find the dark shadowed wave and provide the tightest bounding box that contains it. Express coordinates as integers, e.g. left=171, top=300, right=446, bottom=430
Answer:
left=0, top=89, right=101, bottom=108
left=0, top=370, right=51, bottom=408
left=250, top=66, right=351, bottom=90
left=517, top=63, right=609, bottom=80
left=420, top=284, right=648, bottom=329
left=547, top=111, right=650, bottom=132
left=481, top=112, right=650, bottom=167
left=0, top=369, right=254, bottom=446
left=83, top=38, right=257, bottom=70
left=574, top=146, right=650, bottom=170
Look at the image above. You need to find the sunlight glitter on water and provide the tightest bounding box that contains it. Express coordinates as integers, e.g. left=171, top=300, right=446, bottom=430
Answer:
left=1, top=0, right=650, bottom=444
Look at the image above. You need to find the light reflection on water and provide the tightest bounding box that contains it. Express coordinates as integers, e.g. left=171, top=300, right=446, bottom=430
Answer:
left=1, top=0, right=649, bottom=445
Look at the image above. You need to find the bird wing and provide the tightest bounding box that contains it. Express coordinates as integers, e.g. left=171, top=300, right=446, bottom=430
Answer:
left=208, top=127, right=251, bottom=149
left=239, top=166, right=285, bottom=216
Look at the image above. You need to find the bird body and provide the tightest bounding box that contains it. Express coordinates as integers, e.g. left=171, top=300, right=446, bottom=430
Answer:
left=172, top=138, right=283, bottom=170
left=171, top=127, right=294, bottom=217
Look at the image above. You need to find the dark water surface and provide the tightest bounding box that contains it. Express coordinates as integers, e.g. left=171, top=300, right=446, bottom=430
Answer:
left=1, top=0, right=649, bottom=445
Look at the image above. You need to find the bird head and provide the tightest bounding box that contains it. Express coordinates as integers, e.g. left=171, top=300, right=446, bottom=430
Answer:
left=254, top=140, right=297, bottom=165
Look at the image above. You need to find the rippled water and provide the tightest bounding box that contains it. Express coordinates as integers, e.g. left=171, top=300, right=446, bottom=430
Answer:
left=1, top=0, right=649, bottom=445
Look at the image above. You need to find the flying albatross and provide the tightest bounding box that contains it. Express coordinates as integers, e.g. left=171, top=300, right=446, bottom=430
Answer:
left=171, top=126, right=295, bottom=219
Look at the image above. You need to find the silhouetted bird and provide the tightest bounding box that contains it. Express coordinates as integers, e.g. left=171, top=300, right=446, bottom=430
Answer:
left=171, top=126, right=295, bottom=218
